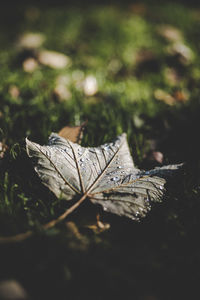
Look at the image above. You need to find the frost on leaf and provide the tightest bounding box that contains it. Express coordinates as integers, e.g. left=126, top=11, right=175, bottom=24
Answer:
left=26, top=133, right=182, bottom=221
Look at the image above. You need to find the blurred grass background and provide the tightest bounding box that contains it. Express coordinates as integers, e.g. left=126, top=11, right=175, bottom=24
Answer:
left=0, top=1, right=200, bottom=299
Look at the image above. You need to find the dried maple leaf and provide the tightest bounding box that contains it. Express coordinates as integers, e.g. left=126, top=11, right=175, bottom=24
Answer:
left=26, top=133, right=182, bottom=221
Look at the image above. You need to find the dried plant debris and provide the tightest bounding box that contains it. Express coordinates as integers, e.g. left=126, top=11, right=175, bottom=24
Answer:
left=164, top=67, right=181, bottom=86
left=154, top=89, right=175, bottom=105
left=144, top=150, right=164, bottom=164
left=154, top=89, right=189, bottom=105
left=0, top=141, right=8, bottom=159
left=17, top=32, right=45, bottom=49
left=54, top=84, right=72, bottom=101
left=23, top=57, right=38, bottom=73
left=8, top=85, right=20, bottom=99
left=86, top=214, right=110, bottom=234
left=0, top=280, right=28, bottom=300
left=26, top=133, right=182, bottom=222
left=158, top=25, right=183, bottom=43
left=58, top=122, right=87, bottom=144
left=130, top=3, right=147, bottom=15
left=167, top=43, right=194, bottom=64
left=37, top=50, right=71, bottom=69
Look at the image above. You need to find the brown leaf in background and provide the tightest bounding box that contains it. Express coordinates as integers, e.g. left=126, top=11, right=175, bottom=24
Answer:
left=0, top=141, right=8, bottom=159
left=154, top=89, right=189, bottom=106
left=154, top=89, right=175, bottom=105
left=130, top=3, right=147, bottom=15
left=23, top=57, right=38, bottom=73
left=174, top=90, right=189, bottom=102
left=8, top=85, right=20, bottom=100
left=142, top=139, right=164, bottom=168
left=86, top=214, right=110, bottom=234
left=65, top=221, right=89, bottom=250
left=65, top=221, right=82, bottom=239
left=54, top=84, right=72, bottom=101
left=158, top=25, right=183, bottom=43
left=135, top=49, right=156, bottom=65
left=17, top=32, right=45, bottom=49
left=58, top=121, right=87, bottom=144
left=164, top=67, right=181, bottom=86
left=54, top=75, right=72, bottom=101
left=145, top=151, right=164, bottom=164
left=167, top=43, right=194, bottom=65
left=38, top=50, right=71, bottom=69
left=0, top=280, right=28, bottom=300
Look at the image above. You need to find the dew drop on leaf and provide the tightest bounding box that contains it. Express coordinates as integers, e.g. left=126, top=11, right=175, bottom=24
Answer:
left=111, top=176, right=120, bottom=182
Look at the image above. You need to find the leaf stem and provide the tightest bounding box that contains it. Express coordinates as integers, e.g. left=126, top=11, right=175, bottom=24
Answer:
left=0, top=194, right=87, bottom=244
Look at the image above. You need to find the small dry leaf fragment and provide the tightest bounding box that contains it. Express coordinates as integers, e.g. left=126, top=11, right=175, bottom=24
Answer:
left=144, top=151, right=164, bottom=164
left=85, top=214, right=110, bottom=234
left=135, top=49, right=156, bottom=65
left=23, top=57, right=38, bottom=73
left=86, top=220, right=110, bottom=234
left=158, top=25, right=183, bottom=42
left=54, top=84, right=72, bottom=101
left=65, top=221, right=88, bottom=250
left=0, top=141, right=8, bottom=159
left=38, top=50, right=71, bottom=69
left=8, top=85, right=20, bottom=99
left=65, top=221, right=82, bottom=240
left=167, top=43, right=194, bottom=64
left=164, top=67, right=181, bottom=86
left=54, top=75, right=72, bottom=101
left=174, top=90, right=189, bottom=102
left=154, top=89, right=175, bottom=105
left=0, top=280, right=28, bottom=300
left=130, top=3, right=147, bottom=15
left=17, top=32, right=45, bottom=49
left=58, top=122, right=87, bottom=144
left=154, top=89, right=188, bottom=105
